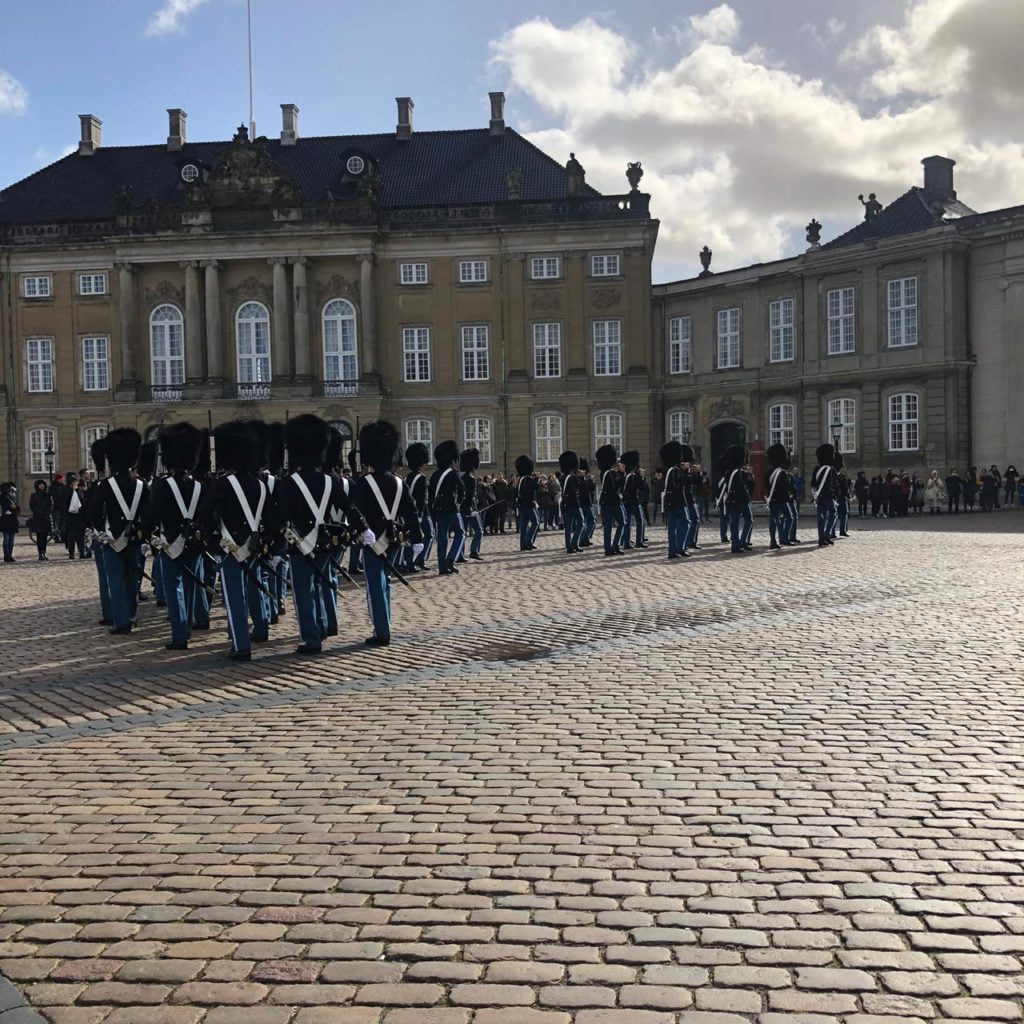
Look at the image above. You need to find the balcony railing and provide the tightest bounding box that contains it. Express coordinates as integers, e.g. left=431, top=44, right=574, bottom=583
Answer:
left=237, top=382, right=271, bottom=401
left=323, top=379, right=359, bottom=398
left=151, top=385, right=182, bottom=403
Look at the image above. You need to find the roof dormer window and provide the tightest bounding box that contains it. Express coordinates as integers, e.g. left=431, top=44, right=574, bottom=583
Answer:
left=181, top=163, right=200, bottom=183
left=346, top=155, right=366, bottom=176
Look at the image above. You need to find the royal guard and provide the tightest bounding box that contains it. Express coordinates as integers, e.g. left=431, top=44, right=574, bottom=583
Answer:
left=404, top=442, right=432, bottom=571
left=660, top=440, right=687, bottom=559
left=514, top=454, right=539, bottom=550
left=721, top=444, right=750, bottom=554
left=558, top=450, right=583, bottom=553
left=621, top=450, right=647, bottom=549
left=429, top=440, right=465, bottom=574
left=765, top=443, right=794, bottom=549
left=595, top=444, right=624, bottom=556
left=458, top=447, right=484, bottom=561
left=812, top=442, right=837, bottom=547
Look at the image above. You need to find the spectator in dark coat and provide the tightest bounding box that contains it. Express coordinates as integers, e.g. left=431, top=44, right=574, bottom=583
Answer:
left=28, top=480, right=52, bottom=560
left=1, top=482, right=19, bottom=562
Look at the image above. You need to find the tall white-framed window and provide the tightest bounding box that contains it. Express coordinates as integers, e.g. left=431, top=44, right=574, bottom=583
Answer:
left=402, top=327, right=432, bottom=382
left=458, top=259, right=488, bottom=284
left=399, top=262, right=429, bottom=285
left=82, top=336, right=110, bottom=392
left=150, top=304, right=185, bottom=387
left=591, top=254, right=620, bottom=277
left=594, top=412, right=623, bottom=452
left=888, top=393, right=919, bottom=451
left=463, top=417, right=492, bottom=464
left=888, top=277, right=918, bottom=348
left=828, top=398, right=857, bottom=454
left=533, top=322, right=562, bottom=378
left=667, top=410, right=693, bottom=445
left=827, top=287, right=856, bottom=355
left=235, top=301, right=271, bottom=384
left=323, top=299, right=359, bottom=381
left=768, top=402, right=795, bottom=451
left=22, top=275, right=51, bottom=299
left=460, top=325, right=490, bottom=381
left=531, top=256, right=561, bottom=280
left=716, top=308, right=741, bottom=369
left=404, top=418, right=433, bottom=450
left=78, top=272, right=108, bottom=296
left=26, top=338, right=54, bottom=393
left=593, top=320, right=622, bottom=376
left=534, top=414, right=563, bottom=463
left=769, top=298, right=795, bottom=362
left=668, top=316, right=692, bottom=374
left=27, top=426, right=56, bottom=476
left=82, top=424, right=109, bottom=466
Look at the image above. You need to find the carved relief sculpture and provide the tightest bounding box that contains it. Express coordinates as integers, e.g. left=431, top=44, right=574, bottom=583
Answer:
left=226, top=276, right=273, bottom=307
left=710, top=396, right=745, bottom=422
left=592, top=287, right=622, bottom=310
left=531, top=291, right=561, bottom=311
left=144, top=280, right=185, bottom=309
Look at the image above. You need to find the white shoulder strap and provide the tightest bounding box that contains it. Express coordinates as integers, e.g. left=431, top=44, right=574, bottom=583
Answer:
left=766, top=468, right=783, bottom=503
left=167, top=477, right=201, bottom=521
left=436, top=467, right=452, bottom=495
left=290, top=472, right=332, bottom=527
left=365, top=474, right=403, bottom=523
left=227, top=474, right=266, bottom=533
left=661, top=467, right=673, bottom=512
left=108, top=478, right=143, bottom=523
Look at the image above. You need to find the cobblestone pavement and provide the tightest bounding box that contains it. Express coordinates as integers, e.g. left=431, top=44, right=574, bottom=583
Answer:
left=0, top=512, right=1022, bottom=1024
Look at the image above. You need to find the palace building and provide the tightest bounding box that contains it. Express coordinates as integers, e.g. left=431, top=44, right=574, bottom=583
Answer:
left=0, top=96, right=657, bottom=487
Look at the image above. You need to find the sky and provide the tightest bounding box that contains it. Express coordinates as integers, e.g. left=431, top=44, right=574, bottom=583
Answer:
left=2, top=0, right=1023, bottom=281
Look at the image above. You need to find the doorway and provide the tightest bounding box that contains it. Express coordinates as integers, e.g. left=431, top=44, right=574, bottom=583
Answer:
left=710, top=421, right=747, bottom=483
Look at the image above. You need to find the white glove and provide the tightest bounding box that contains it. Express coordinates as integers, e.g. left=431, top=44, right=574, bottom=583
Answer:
left=412, top=543, right=424, bottom=559
left=361, top=529, right=376, bottom=547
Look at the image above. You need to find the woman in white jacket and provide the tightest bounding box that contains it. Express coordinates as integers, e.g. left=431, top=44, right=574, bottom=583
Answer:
left=925, top=470, right=944, bottom=515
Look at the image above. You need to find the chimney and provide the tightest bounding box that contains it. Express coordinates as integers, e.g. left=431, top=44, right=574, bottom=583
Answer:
left=78, top=114, right=102, bottom=157
left=489, top=91, right=506, bottom=135
left=922, top=155, right=956, bottom=200
left=167, top=108, right=187, bottom=152
left=396, top=96, right=414, bottom=139
left=280, top=103, right=299, bottom=146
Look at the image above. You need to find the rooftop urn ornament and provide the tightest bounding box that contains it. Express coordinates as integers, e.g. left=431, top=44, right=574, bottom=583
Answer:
left=626, top=161, right=644, bottom=192
left=506, top=166, right=522, bottom=200
left=566, top=152, right=586, bottom=196
left=698, top=245, right=713, bottom=278
left=806, top=217, right=822, bottom=249
left=859, top=192, right=882, bottom=222
left=233, top=123, right=250, bottom=144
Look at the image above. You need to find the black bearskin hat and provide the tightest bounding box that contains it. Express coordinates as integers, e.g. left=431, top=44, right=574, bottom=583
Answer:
left=90, top=437, right=107, bottom=476
left=722, top=444, right=748, bottom=474
left=434, top=440, right=459, bottom=468
left=267, top=422, right=286, bottom=474
left=285, top=414, right=330, bottom=470
left=160, top=423, right=202, bottom=473
left=816, top=442, right=835, bottom=466
left=579, top=458, right=589, bottom=472
left=595, top=444, right=618, bottom=473
left=325, top=427, right=345, bottom=473
left=244, top=420, right=269, bottom=470
left=347, top=448, right=359, bottom=475
left=558, top=450, right=580, bottom=474
left=460, top=448, right=480, bottom=472
left=621, top=450, right=640, bottom=471
left=515, top=454, right=534, bottom=476
left=834, top=452, right=845, bottom=470
left=215, top=420, right=262, bottom=474
left=137, top=440, right=158, bottom=480
left=681, top=444, right=695, bottom=463
left=195, top=430, right=212, bottom=478
left=104, top=428, right=141, bottom=474
left=767, top=443, right=790, bottom=470
left=359, top=420, right=401, bottom=471
left=406, top=443, right=430, bottom=472
left=659, top=441, right=683, bottom=470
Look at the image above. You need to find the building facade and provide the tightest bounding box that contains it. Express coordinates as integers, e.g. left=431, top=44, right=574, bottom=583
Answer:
left=0, top=98, right=658, bottom=488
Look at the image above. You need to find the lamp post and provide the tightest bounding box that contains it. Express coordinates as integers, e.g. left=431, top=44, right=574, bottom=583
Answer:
left=45, top=445, right=55, bottom=485
left=829, top=415, right=843, bottom=451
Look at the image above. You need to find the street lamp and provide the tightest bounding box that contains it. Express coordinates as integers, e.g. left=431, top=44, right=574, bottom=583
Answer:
left=45, top=445, right=55, bottom=485
left=829, top=416, right=843, bottom=450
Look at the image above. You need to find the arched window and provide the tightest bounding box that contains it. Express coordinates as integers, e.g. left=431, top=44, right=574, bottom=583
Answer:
left=828, top=398, right=857, bottom=453
left=82, top=424, right=109, bottom=468
left=534, top=414, right=563, bottom=463
left=768, top=402, right=796, bottom=451
left=594, top=412, right=623, bottom=452
left=27, top=426, right=57, bottom=477
left=668, top=410, right=693, bottom=444
left=328, top=420, right=354, bottom=467
left=404, top=419, right=433, bottom=450
left=889, top=393, right=919, bottom=451
left=323, top=299, right=358, bottom=390
left=236, top=301, right=272, bottom=384
left=463, top=417, right=492, bottom=464
left=150, top=305, right=184, bottom=387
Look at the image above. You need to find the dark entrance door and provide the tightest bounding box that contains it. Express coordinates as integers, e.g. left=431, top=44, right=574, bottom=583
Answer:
left=710, top=421, right=747, bottom=484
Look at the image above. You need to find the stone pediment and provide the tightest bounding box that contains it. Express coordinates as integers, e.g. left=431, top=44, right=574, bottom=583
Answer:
left=194, top=125, right=302, bottom=210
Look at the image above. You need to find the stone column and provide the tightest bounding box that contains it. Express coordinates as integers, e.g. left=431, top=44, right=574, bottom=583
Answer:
left=270, top=257, right=292, bottom=380
left=115, top=262, right=137, bottom=399
left=292, top=256, right=311, bottom=381
left=181, top=260, right=204, bottom=383
left=202, top=260, right=223, bottom=384
left=358, top=253, right=377, bottom=376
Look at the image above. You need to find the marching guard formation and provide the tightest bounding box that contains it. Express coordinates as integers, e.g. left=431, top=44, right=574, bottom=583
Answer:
left=76, top=417, right=852, bottom=658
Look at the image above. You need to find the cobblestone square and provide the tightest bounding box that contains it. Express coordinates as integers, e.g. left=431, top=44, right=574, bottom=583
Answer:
left=0, top=515, right=1022, bottom=1023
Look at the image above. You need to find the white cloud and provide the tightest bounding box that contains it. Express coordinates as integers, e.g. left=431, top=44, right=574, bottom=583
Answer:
left=0, top=69, right=28, bottom=116
left=491, top=3, right=1024, bottom=280
left=146, top=0, right=209, bottom=37
left=688, top=4, right=740, bottom=44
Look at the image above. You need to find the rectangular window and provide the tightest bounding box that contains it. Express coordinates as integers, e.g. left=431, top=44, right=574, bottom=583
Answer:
left=668, top=316, right=692, bottom=374
left=82, top=336, right=110, bottom=392
left=82, top=425, right=109, bottom=466
left=534, top=415, right=563, bottom=463
left=593, top=320, right=622, bottom=376
left=461, top=325, right=490, bottom=381
left=591, top=254, right=620, bottom=277
left=26, top=338, right=54, bottom=393
left=399, top=262, right=429, bottom=285
left=405, top=419, right=433, bottom=449
left=716, top=307, right=741, bottom=369
left=458, top=259, right=488, bottom=284
left=402, top=327, right=432, bottom=382
left=828, top=398, right=857, bottom=454
left=769, top=298, right=795, bottom=362
left=22, top=275, right=51, bottom=298
left=533, top=322, right=562, bottom=378
left=827, top=286, right=856, bottom=354
left=888, top=277, right=918, bottom=348
left=768, top=403, right=795, bottom=451
left=668, top=410, right=692, bottom=445
left=28, top=427, right=56, bottom=476
left=463, top=417, right=492, bottom=464
left=594, top=412, right=623, bottom=452
left=531, top=256, right=561, bottom=280
left=889, top=393, right=919, bottom=451
left=78, top=272, right=108, bottom=296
